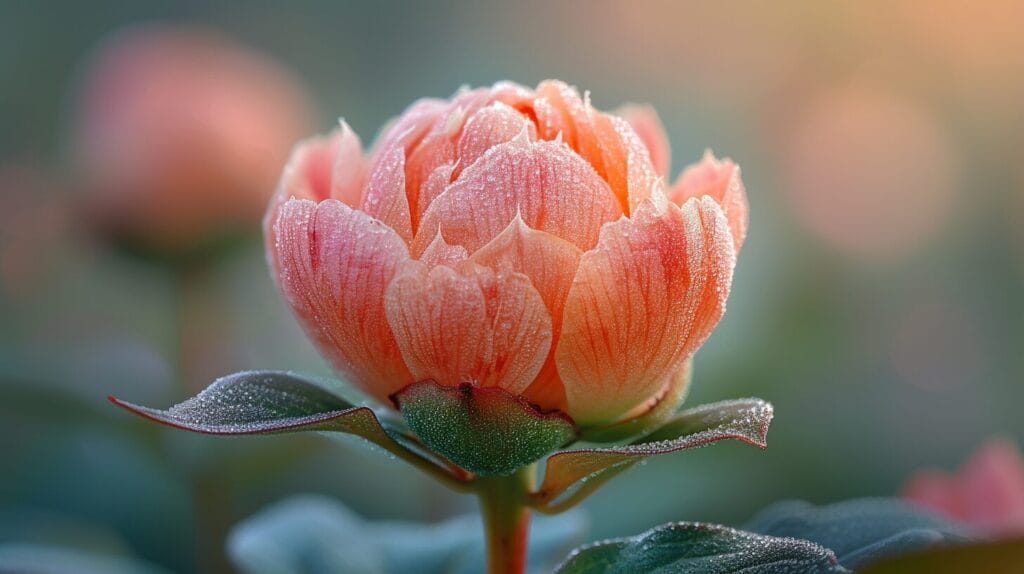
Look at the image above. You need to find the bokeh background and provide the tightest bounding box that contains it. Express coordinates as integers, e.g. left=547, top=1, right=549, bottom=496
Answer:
left=2, top=1, right=1022, bottom=572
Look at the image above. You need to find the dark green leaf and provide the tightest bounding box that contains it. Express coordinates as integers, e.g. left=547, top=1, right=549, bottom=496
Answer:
left=745, top=499, right=969, bottom=569
left=533, top=399, right=772, bottom=511
left=111, top=371, right=470, bottom=487
left=555, top=521, right=848, bottom=573
left=394, top=381, right=577, bottom=476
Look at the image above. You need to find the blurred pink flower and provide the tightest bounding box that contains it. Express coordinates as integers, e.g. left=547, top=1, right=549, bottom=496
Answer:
left=266, top=81, right=747, bottom=426
left=903, top=437, right=1024, bottom=538
left=73, top=24, right=315, bottom=253
left=779, top=81, right=958, bottom=262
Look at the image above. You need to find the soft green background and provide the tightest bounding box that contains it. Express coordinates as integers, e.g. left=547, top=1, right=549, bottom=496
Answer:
left=2, top=1, right=1023, bottom=572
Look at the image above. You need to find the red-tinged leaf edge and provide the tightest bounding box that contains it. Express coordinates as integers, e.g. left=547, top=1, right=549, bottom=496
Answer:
left=531, top=398, right=773, bottom=512
left=392, top=380, right=578, bottom=477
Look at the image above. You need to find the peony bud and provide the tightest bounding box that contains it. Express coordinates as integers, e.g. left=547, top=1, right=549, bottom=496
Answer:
left=266, top=81, right=748, bottom=428
left=73, top=24, right=315, bottom=254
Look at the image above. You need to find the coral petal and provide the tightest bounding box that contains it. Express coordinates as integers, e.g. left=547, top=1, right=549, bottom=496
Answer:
left=421, top=139, right=622, bottom=253
left=270, top=198, right=413, bottom=403
left=669, top=151, right=749, bottom=252
left=362, top=145, right=414, bottom=243
left=457, top=102, right=536, bottom=176
left=555, top=197, right=736, bottom=425
left=385, top=261, right=553, bottom=395
left=618, top=104, right=672, bottom=178
left=473, top=217, right=583, bottom=412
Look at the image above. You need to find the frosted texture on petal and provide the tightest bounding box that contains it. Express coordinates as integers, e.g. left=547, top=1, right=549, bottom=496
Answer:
left=385, top=260, right=553, bottom=395
left=271, top=198, right=413, bottom=403
left=618, top=104, right=671, bottom=178
left=419, top=139, right=621, bottom=253
left=473, top=217, right=583, bottom=411
left=669, top=151, right=749, bottom=253
left=361, top=145, right=413, bottom=243
left=555, top=198, right=736, bottom=424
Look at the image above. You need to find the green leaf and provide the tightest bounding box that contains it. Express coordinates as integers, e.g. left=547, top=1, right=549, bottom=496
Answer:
left=555, top=521, right=848, bottom=573
left=745, top=499, right=969, bottom=569
left=228, top=494, right=588, bottom=574
left=110, top=371, right=471, bottom=489
left=393, top=381, right=577, bottom=477
left=532, top=399, right=772, bottom=512
left=580, top=360, right=693, bottom=443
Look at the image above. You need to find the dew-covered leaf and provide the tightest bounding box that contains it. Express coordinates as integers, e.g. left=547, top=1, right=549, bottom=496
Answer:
left=109, top=370, right=434, bottom=473
left=111, top=370, right=373, bottom=434
left=228, top=494, right=587, bottom=574
left=745, top=499, right=970, bottom=569
left=393, top=381, right=577, bottom=476
left=533, top=398, right=772, bottom=511
left=555, top=521, right=848, bottom=574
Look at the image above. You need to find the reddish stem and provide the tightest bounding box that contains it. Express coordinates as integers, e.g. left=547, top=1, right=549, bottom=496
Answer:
left=478, top=467, right=534, bottom=574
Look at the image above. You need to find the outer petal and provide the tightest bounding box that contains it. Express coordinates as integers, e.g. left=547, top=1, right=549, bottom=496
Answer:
left=384, top=260, right=552, bottom=395
left=669, top=150, right=749, bottom=253
left=361, top=145, right=414, bottom=243
left=263, top=128, right=365, bottom=270
left=270, top=198, right=413, bottom=403
left=472, top=216, right=584, bottom=412
left=617, top=104, right=671, bottom=178
left=555, top=197, right=736, bottom=425
left=415, top=137, right=622, bottom=254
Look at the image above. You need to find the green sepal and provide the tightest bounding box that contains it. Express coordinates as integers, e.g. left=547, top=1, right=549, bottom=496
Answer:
left=393, top=381, right=577, bottom=477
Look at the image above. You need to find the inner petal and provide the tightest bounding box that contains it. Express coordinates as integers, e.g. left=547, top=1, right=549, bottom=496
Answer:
left=416, top=137, right=622, bottom=254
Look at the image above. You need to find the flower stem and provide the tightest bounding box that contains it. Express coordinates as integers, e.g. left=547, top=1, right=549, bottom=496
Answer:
left=477, top=466, right=534, bottom=574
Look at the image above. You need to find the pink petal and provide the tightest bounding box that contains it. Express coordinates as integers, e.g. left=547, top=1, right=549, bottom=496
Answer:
left=961, top=438, right=1024, bottom=536
left=384, top=260, right=552, bottom=395
left=618, top=104, right=671, bottom=178
left=416, top=137, right=622, bottom=254
left=669, top=150, right=749, bottom=253
left=591, top=111, right=664, bottom=213
left=413, top=163, right=454, bottom=230
left=361, top=145, right=413, bottom=243
left=456, top=101, right=536, bottom=177
left=419, top=228, right=469, bottom=268
left=472, top=216, right=584, bottom=412
left=270, top=198, right=413, bottom=403
left=555, top=197, right=736, bottom=425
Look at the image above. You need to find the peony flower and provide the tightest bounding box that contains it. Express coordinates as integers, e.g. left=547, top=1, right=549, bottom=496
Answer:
left=266, top=81, right=747, bottom=427
left=903, top=437, right=1024, bottom=539
left=73, top=24, right=315, bottom=253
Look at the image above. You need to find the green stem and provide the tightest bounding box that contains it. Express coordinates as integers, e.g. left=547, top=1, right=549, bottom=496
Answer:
left=477, top=466, right=534, bottom=574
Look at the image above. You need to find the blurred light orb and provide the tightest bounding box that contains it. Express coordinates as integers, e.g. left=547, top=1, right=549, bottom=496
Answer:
left=781, top=83, right=958, bottom=262
left=72, top=24, right=315, bottom=254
